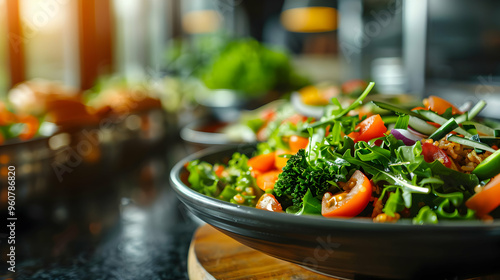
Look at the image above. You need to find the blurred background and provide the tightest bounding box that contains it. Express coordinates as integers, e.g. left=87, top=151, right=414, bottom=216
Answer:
left=1, top=0, right=500, bottom=279
left=1, top=0, right=499, bottom=103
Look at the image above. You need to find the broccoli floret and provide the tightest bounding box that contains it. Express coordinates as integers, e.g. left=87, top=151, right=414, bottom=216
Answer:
left=274, top=149, right=349, bottom=207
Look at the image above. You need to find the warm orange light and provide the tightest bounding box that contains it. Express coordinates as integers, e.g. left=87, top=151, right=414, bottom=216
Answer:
left=182, top=10, right=221, bottom=34
left=0, top=154, right=9, bottom=164
left=281, top=7, right=338, bottom=33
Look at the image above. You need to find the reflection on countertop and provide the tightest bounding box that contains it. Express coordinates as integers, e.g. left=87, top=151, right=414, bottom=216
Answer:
left=2, top=135, right=201, bottom=280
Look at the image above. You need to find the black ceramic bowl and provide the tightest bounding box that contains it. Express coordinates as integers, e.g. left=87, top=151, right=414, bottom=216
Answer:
left=170, top=145, right=500, bottom=280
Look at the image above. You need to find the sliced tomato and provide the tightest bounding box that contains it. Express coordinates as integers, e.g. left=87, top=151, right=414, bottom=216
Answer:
left=411, top=106, right=427, bottom=111
left=213, top=164, right=225, bottom=178
left=321, top=170, right=373, bottom=217
left=248, top=152, right=276, bottom=173
left=421, top=142, right=452, bottom=168
left=324, top=125, right=331, bottom=136
left=423, top=96, right=462, bottom=115
left=256, top=193, right=283, bottom=212
left=466, top=174, right=500, bottom=217
left=427, top=122, right=442, bottom=129
left=347, top=131, right=360, bottom=140
left=256, top=122, right=269, bottom=142
left=251, top=169, right=262, bottom=178
left=356, top=107, right=372, bottom=120
left=261, top=109, right=276, bottom=122
left=288, top=135, right=309, bottom=153
left=284, top=113, right=309, bottom=125
left=274, top=149, right=291, bottom=170
left=256, top=169, right=281, bottom=191
left=348, top=114, right=387, bottom=143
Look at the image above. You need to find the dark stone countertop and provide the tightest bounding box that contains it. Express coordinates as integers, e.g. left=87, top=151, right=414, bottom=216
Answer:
left=1, top=138, right=202, bottom=280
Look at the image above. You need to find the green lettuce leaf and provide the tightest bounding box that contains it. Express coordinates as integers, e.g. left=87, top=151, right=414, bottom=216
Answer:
left=286, top=189, right=322, bottom=215
left=413, top=206, right=438, bottom=225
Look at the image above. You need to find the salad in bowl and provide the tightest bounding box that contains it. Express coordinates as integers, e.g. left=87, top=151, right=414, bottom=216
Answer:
left=184, top=82, right=500, bottom=224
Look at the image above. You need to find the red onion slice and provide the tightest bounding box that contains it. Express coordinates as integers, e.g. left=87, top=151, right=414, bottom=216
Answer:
left=391, top=129, right=424, bottom=146
left=407, top=126, right=430, bottom=139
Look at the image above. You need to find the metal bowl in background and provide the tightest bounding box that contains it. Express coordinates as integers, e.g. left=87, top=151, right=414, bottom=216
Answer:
left=0, top=136, right=53, bottom=200
left=179, top=118, right=256, bottom=152
left=170, top=145, right=500, bottom=280
left=179, top=98, right=289, bottom=152
left=194, top=89, right=246, bottom=123
left=46, top=108, right=169, bottom=187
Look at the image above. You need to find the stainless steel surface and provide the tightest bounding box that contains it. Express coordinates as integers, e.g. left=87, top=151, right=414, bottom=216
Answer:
left=338, top=0, right=363, bottom=81
left=403, top=0, right=428, bottom=95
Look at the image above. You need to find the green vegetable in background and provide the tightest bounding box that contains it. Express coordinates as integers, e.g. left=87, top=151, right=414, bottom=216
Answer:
left=164, top=35, right=228, bottom=78
left=202, top=39, right=310, bottom=97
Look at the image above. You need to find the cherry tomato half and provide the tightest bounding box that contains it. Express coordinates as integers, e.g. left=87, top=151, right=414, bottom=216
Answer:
left=348, top=114, right=387, bottom=143
left=288, top=135, right=309, bottom=154
left=213, top=164, right=225, bottom=178
left=466, top=174, right=500, bottom=217
left=284, top=113, right=309, bottom=125
left=256, top=193, right=283, bottom=212
left=423, top=96, right=462, bottom=115
left=248, top=152, right=276, bottom=173
left=321, top=170, right=373, bottom=217
left=274, top=149, right=290, bottom=170
left=256, top=170, right=281, bottom=191
left=260, top=108, right=276, bottom=122
left=421, top=142, right=452, bottom=168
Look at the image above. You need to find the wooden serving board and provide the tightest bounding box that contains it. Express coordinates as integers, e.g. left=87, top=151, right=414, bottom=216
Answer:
left=188, top=225, right=500, bottom=280
left=188, top=224, right=337, bottom=280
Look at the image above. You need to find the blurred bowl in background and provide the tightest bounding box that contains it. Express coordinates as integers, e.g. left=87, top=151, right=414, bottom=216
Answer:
left=194, top=89, right=246, bottom=123
left=0, top=108, right=169, bottom=220
left=180, top=117, right=256, bottom=151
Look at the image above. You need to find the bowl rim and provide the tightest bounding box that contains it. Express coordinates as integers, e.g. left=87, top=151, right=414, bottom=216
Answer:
left=170, top=144, right=500, bottom=232
left=179, top=119, right=239, bottom=146
left=0, top=135, right=49, bottom=148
